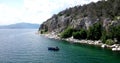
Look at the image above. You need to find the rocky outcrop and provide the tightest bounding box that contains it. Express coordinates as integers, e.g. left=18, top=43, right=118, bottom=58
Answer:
left=40, top=16, right=104, bottom=33
left=39, top=0, right=120, bottom=33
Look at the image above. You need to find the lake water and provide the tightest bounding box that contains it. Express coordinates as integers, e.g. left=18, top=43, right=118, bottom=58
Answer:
left=0, top=29, right=120, bottom=63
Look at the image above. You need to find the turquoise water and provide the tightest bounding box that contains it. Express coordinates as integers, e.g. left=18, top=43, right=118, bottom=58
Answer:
left=0, top=29, right=120, bottom=63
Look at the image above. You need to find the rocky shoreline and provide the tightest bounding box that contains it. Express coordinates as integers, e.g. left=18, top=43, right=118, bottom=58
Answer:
left=40, top=33, right=120, bottom=51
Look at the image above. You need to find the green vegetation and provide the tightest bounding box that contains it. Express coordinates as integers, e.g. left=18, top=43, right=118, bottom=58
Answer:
left=61, top=23, right=102, bottom=40
left=72, top=29, right=87, bottom=39
left=60, top=22, right=120, bottom=45
left=105, top=39, right=115, bottom=45
left=40, top=0, right=120, bottom=45
left=100, top=25, right=120, bottom=44
left=60, top=27, right=74, bottom=38
left=115, top=26, right=120, bottom=42
left=109, top=25, right=120, bottom=42
left=80, top=29, right=87, bottom=39
left=40, top=29, right=48, bottom=34
left=58, top=13, right=63, bottom=16
left=101, top=30, right=107, bottom=43
left=72, top=31, right=81, bottom=39
left=56, top=0, right=120, bottom=20
left=87, top=22, right=102, bottom=40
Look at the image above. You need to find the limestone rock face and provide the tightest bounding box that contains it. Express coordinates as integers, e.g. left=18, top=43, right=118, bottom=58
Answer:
left=40, top=14, right=120, bottom=33
left=39, top=0, right=120, bottom=33
left=40, top=16, right=98, bottom=33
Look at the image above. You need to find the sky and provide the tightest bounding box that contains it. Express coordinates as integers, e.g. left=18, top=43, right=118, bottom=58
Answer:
left=0, top=0, right=99, bottom=25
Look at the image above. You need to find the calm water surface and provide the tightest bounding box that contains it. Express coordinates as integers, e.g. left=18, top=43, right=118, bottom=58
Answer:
left=0, top=29, right=120, bottom=63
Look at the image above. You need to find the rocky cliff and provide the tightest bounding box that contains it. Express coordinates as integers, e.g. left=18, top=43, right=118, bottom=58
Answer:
left=39, top=0, right=120, bottom=33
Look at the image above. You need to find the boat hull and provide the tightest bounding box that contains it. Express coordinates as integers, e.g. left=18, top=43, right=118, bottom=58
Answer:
left=48, top=47, right=59, bottom=51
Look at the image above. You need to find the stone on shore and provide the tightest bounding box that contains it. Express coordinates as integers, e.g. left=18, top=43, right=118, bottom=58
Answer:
left=101, top=44, right=106, bottom=48
left=40, top=33, right=120, bottom=51
left=112, top=48, right=117, bottom=51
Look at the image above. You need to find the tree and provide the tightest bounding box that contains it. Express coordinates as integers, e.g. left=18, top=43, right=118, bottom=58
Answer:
left=72, top=31, right=81, bottom=39
left=115, top=25, right=120, bottom=42
left=101, top=30, right=107, bottom=43
left=72, top=29, right=87, bottom=39
left=60, top=27, right=74, bottom=38
left=87, top=26, right=93, bottom=40
left=87, top=22, right=102, bottom=40
left=79, top=29, right=87, bottom=39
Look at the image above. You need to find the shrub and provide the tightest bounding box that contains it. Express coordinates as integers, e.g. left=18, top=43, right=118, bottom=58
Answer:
left=79, top=29, right=87, bottom=39
left=105, top=39, right=115, bottom=45
left=109, top=25, right=120, bottom=42
left=72, top=29, right=87, bottom=39
left=87, top=22, right=102, bottom=40
left=40, top=29, right=48, bottom=34
left=72, top=31, right=81, bottom=39
left=60, top=27, right=73, bottom=38
left=87, top=26, right=93, bottom=40
left=116, top=25, right=120, bottom=42
left=101, top=30, right=107, bottom=43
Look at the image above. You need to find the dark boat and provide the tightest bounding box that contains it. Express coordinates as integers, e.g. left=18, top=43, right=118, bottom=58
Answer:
left=48, top=47, right=59, bottom=51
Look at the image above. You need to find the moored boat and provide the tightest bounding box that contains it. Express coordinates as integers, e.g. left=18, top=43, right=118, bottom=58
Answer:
left=48, top=47, right=59, bottom=51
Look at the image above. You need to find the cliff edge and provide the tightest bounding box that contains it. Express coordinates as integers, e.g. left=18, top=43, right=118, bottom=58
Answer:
left=39, top=0, right=120, bottom=33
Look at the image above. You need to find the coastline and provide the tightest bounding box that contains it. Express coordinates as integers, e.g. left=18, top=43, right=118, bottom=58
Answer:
left=40, top=32, right=120, bottom=51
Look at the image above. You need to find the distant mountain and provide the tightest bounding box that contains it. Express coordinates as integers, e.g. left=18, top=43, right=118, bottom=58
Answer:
left=0, top=23, right=40, bottom=29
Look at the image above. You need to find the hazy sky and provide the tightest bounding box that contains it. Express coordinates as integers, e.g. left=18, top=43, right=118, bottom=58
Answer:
left=0, top=0, right=99, bottom=25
